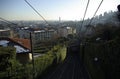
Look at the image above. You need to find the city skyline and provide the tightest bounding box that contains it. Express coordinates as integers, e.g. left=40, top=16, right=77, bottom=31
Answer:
left=0, top=0, right=120, bottom=21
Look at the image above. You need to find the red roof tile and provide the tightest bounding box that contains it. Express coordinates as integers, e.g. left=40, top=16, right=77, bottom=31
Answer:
left=10, top=38, right=31, bottom=50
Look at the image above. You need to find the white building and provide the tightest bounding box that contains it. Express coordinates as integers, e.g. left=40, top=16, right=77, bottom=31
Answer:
left=0, top=29, right=13, bottom=38
left=58, top=26, right=74, bottom=37
left=18, top=27, right=30, bottom=39
left=34, top=29, right=56, bottom=41
left=18, top=27, right=57, bottom=41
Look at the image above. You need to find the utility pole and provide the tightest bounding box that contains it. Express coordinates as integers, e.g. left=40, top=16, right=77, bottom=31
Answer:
left=117, top=5, right=120, bottom=21
left=81, top=41, right=85, bottom=63
left=118, top=5, right=120, bottom=12
left=30, top=32, right=35, bottom=79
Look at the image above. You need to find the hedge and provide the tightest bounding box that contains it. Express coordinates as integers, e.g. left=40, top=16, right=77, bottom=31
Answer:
left=81, top=38, right=120, bottom=79
left=35, top=45, right=66, bottom=78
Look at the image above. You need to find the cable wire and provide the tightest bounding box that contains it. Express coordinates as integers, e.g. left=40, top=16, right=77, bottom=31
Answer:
left=79, top=0, right=90, bottom=32
left=83, top=0, right=104, bottom=35
left=88, top=0, right=104, bottom=25
left=0, top=17, right=17, bottom=25
left=24, top=0, right=50, bottom=26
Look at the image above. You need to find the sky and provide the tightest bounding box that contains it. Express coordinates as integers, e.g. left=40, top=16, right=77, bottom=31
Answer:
left=0, top=0, right=120, bottom=21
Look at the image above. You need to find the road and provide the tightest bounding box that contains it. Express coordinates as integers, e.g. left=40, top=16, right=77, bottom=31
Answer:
left=41, top=44, right=90, bottom=79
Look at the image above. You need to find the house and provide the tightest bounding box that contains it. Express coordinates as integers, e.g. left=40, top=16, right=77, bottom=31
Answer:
left=58, top=26, right=73, bottom=37
left=0, top=37, right=32, bottom=64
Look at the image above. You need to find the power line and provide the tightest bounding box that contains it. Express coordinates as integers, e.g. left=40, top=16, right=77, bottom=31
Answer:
left=0, top=17, right=17, bottom=25
left=83, top=0, right=104, bottom=35
left=88, top=0, right=104, bottom=25
left=79, top=0, right=90, bottom=32
left=24, top=0, right=50, bottom=26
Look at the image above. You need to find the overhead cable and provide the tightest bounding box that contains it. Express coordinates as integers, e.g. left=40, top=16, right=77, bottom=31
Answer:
left=84, top=0, right=104, bottom=35
left=88, top=0, right=104, bottom=25
left=79, top=0, right=90, bottom=32
left=0, top=17, right=17, bottom=25
left=24, top=0, right=50, bottom=26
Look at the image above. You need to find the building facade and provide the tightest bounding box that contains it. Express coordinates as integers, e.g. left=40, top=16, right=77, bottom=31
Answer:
left=58, top=26, right=74, bottom=37
left=18, top=27, right=56, bottom=42
left=34, top=29, right=56, bottom=41
left=0, top=29, right=13, bottom=38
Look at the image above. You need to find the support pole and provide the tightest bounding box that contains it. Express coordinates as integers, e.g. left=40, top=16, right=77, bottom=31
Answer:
left=30, top=32, right=35, bottom=79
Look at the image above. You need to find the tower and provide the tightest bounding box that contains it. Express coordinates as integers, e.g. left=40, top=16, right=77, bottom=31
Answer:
left=59, top=17, right=61, bottom=22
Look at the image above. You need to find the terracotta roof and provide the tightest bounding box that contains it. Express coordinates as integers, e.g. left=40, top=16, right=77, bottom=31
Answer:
left=9, top=38, right=31, bottom=50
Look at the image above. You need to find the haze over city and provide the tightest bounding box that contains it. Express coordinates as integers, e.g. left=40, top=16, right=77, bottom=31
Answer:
left=0, top=0, right=120, bottom=21
left=0, top=0, right=120, bottom=79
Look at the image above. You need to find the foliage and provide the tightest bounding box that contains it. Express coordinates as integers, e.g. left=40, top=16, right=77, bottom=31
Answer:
left=0, top=45, right=66, bottom=79
left=0, top=47, right=33, bottom=79
left=79, top=21, right=120, bottom=79
left=88, top=23, right=120, bottom=42
left=81, top=26, right=120, bottom=79
left=0, top=47, right=16, bottom=78
left=35, top=45, right=66, bottom=78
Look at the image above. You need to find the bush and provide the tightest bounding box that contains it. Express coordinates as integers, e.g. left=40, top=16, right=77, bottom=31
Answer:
left=82, top=39, right=120, bottom=79
left=35, top=45, right=66, bottom=78
left=0, top=45, right=66, bottom=79
left=0, top=47, right=33, bottom=79
left=0, top=47, right=16, bottom=78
